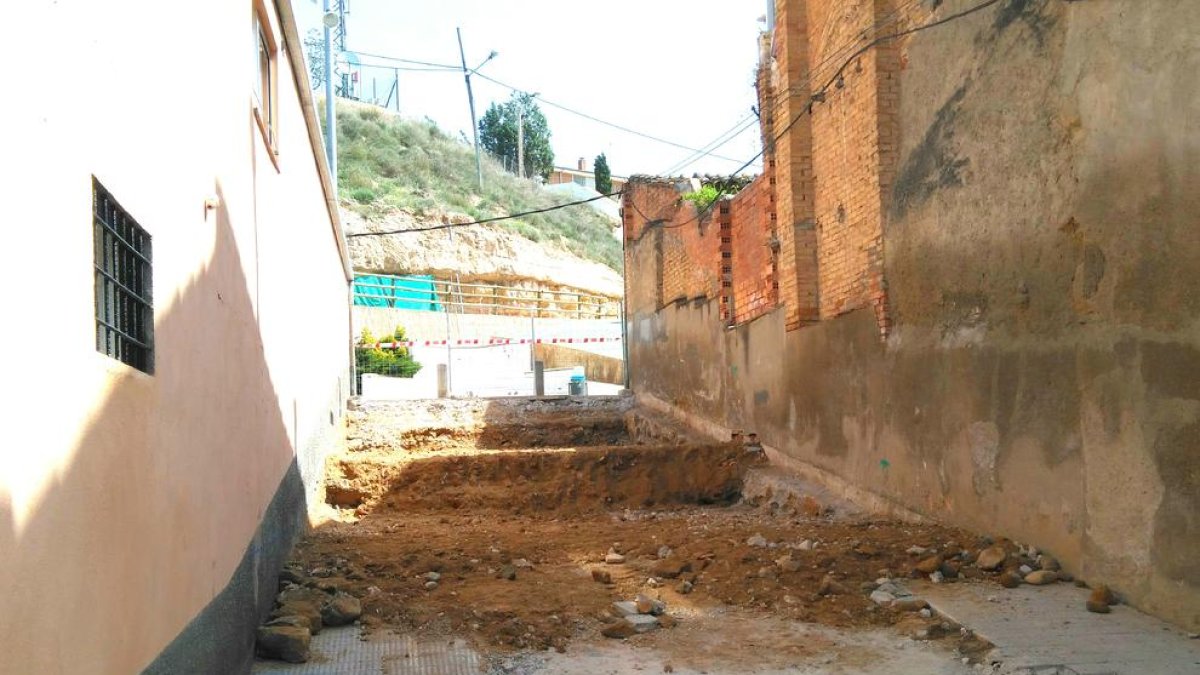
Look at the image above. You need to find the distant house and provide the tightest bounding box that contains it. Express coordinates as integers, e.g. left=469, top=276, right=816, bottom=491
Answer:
left=3, top=1, right=352, bottom=673
left=546, top=157, right=628, bottom=194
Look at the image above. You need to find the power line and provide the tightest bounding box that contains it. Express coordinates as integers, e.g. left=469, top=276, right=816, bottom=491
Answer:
left=473, top=73, right=749, bottom=165
left=631, top=0, right=1007, bottom=237
left=346, top=192, right=623, bottom=238
left=660, top=114, right=760, bottom=176
left=345, top=50, right=460, bottom=70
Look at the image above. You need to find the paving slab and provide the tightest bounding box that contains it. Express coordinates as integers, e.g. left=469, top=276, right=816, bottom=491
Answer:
left=252, top=627, right=480, bottom=675
left=920, top=581, right=1200, bottom=675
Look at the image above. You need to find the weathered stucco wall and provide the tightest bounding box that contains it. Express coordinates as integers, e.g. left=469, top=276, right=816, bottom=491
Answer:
left=626, top=0, right=1200, bottom=630
left=1, top=1, right=351, bottom=672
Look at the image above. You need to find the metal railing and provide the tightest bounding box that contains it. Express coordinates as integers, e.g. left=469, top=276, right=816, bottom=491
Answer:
left=353, top=274, right=620, bottom=319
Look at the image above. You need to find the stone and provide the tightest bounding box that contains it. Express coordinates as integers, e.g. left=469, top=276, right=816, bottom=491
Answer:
left=915, top=556, right=943, bottom=575
left=651, top=559, right=692, bottom=579
left=591, top=568, right=613, bottom=584
left=818, top=575, right=848, bottom=596
left=1024, top=570, right=1058, bottom=586
left=605, top=552, right=626, bottom=565
left=658, top=545, right=672, bottom=559
left=999, top=572, right=1022, bottom=588
left=907, top=546, right=929, bottom=556
left=424, top=571, right=442, bottom=582
left=797, top=539, right=814, bottom=551
left=601, top=620, right=637, bottom=639
left=1019, top=565, right=1034, bottom=576
left=424, top=581, right=439, bottom=590
left=513, top=558, right=534, bottom=568
left=976, top=546, right=1008, bottom=571
left=929, top=571, right=945, bottom=584
left=1086, top=599, right=1112, bottom=614
left=612, top=601, right=639, bottom=617
left=775, top=555, right=802, bottom=573
left=893, top=598, right=930, bottom=612
left=870, top=590, right=896, bottom=606
left=746, top=534, right=768, bottom=548
left=321, top=593, right=362, bottom=627
left=1090, top=585, right=1116, bottom=606
left=860, top=581, right=879, bottom=593
left=939, top=561, right=961, bottom=579
left=1039, top=555, right=1060, bottom=572
left=271, top=601, right=323, bottom=634
left=676, top=580, right=694, bottom=594
left=635, top=594, right=654, bottom=614
left=499, top=565, right=517, bottom=580
left=265, top=616, right=309, bottom=630
left=625, top=614, right=660, bottom=633
left=645, top=577, right=663, bottom=588
left=279, top=568, right=304, bottom=585
left=658, top=614, right=678, bottom=628
left=919, top=608, right=933, bottom=619
left=256, top=625, right=311, bottom=663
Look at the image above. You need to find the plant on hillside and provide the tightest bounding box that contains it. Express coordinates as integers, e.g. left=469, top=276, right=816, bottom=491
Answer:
left=303, top=29, right=324, bottom=89
left=594, top=153, right=612, bottom=194
left=478, top=93, right=554, bottom=180
left=356, top=326, right=422, bottom=379
left=333, top=102, right=621, bottom=270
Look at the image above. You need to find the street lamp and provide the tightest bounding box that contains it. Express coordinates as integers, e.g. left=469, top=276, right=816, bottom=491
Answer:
left=457, top=28, right=497, bottom=189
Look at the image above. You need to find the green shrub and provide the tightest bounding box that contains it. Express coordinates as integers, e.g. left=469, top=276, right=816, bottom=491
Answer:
left=682, top=184, right=721, bottom=212
left=350, top=187, right=376, bottom=204
left=356, top=326, right=422, bottom=379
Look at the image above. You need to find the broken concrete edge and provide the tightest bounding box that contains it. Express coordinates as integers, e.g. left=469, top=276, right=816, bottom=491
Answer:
left=635, top=392, right=928, bottom=523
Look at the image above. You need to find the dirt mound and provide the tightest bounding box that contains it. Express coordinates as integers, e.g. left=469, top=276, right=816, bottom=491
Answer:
left=326, top=444, right=759, bottom=513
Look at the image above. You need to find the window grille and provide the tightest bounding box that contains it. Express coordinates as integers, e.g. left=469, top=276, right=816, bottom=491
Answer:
left=93, top=178, right=154, bottom=373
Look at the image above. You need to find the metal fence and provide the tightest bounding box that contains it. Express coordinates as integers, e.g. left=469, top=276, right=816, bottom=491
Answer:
left=352, top=274, right=620, bottom=319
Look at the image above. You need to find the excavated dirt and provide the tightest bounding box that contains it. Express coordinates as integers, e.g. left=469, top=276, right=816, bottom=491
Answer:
left=287, top=399, right=996, bottom=667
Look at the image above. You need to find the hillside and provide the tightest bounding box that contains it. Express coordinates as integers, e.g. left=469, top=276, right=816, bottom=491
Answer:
left=333, top=102, right=623, bottom=287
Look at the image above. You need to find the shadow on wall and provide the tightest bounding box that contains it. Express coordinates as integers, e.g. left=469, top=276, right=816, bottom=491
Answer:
left=0, top=182, right=305, bottom=674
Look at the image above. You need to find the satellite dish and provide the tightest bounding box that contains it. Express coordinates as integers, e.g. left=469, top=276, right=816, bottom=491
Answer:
left=322, top=11, right=340, bottom=28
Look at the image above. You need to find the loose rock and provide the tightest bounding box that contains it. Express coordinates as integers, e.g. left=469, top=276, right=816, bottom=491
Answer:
left=915, top=555, right=943, bottom=575
left=601, top=620, right=637, bottom=639
left=676, top=580, right=694, bottom=594
left=658, top=545, right=672, bottom=559
left=271, top=601, right=323, bottom=634
left=747, top=534, right=768, bottom=548
left=818, top=574, right=848, bottom=596
left=1039, top=555, right=1060, bottom=571
left=894, top=597, right=930, bottom=612
left=651, top=558, right=692, bottom=579
left=775, top=555, right=802, bottom=573
left=321, top=593, right=362, bottom=627
left=1090, top=585, right=1116, bottom=606
left=976, top=546, right=1008, bottom=571
left=256, top=625, right=311, bottom=663
left=424, top=581, right=439, bottom=591
left=658, top=614, right=678, bottom=629
left=605, top=552, right=626, bottom=565
left=999, top=572, right=1022, bottom=588
left=424, top=571, right=442, bottom=582
left=1024, top=570, right=1058, bottom=586
left=870, top=590, right=896, bottom=606
left=591, top=568, right=613, bottom=584
left=625, top=614, right=660, bottom=633
left=499, top=565, right=518, bottom=580
left=612, top=601, right=639, bottom=617
left=1086, top=599, right=1112, bottom=614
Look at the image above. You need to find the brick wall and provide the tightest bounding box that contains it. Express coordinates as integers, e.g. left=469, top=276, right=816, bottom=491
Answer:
left=730, top=177, right=778, bottom=324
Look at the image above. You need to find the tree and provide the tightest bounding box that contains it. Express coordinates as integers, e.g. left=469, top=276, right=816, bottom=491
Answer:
left=303, top=29, right=325, bottom=90
left=593, top=153, right=612, bottom=194
left=478, top=93, right=554, bottom=180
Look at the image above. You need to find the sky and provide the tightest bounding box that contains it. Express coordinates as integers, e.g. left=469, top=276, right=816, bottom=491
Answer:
left=296, top=0, right=768, bottom=178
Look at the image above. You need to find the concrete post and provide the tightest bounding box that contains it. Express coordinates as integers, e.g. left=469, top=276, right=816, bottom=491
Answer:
left=437, top=363, right=449, bottom=398
left=533, top=360, right=545, bottom=397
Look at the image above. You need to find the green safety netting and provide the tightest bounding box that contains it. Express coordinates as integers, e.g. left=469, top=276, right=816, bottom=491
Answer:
left=352, top=274, right=442, bottom=311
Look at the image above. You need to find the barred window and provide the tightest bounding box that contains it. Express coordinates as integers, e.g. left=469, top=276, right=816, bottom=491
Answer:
left=93, top=178, right=154, bottom=373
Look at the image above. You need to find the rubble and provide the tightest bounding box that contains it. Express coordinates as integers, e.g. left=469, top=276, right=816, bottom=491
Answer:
left=256, top=624, right=311, bottom=663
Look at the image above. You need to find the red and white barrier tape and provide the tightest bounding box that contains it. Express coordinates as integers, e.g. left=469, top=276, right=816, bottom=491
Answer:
left=370, top=336, right=622, bottom=349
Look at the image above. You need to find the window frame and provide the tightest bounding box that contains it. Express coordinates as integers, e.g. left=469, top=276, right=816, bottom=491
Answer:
left=93, top=177, right=154, bottom=374
left=252, top=0, right=280, bottom=163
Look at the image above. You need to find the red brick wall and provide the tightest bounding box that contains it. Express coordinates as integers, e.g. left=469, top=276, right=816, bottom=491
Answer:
left=730, top=177, right=778, bottom=324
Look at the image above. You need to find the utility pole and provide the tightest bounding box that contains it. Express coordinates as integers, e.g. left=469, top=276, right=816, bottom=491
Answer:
left=517, top=107, right=525, bottom=179
left=322, top=0, right=337, bottom=188
left=457, top=27, right=483, bottom=190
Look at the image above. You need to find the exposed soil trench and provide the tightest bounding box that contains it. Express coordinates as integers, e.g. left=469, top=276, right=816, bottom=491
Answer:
left=282, top=398, right=1002, bottom=671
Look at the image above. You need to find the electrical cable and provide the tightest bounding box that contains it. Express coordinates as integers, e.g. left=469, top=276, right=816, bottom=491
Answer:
left=346, top=192, right=624, bottom=237
left=660, top=113, right=760, bottom=176
left=473, top=73, right=747, bottom=164
left=632, top=0, right=1007, bottom=238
